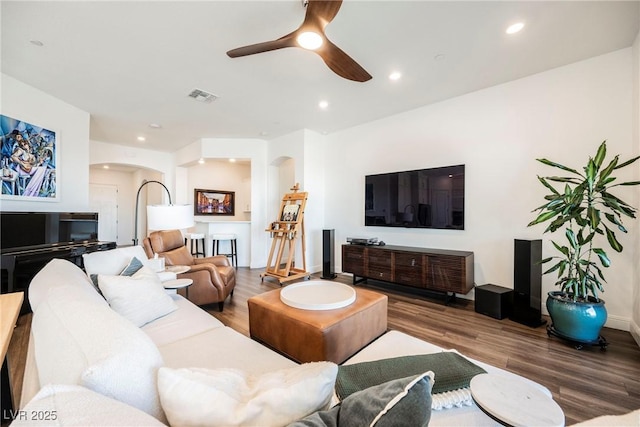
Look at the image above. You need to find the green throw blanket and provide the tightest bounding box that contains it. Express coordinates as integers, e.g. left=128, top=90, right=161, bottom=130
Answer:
left=336, top=352, right=486, bottom=399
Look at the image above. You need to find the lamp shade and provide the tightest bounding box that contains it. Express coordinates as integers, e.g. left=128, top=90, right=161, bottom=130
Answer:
left=147, top=204, right=194, bottom=231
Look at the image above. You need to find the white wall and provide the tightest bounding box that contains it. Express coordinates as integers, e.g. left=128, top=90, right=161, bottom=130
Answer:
left=324, top=48, right=637, bottom=331
left=176, top=138, right=269, bottom=268
left=268, top=131, right=313, bottom=272
left=89, top=140, right=175, bottom=196
left=88, top=167, right=163, bottom=246
left=632, top=30, right=640, bottom=345
left=1, top=74, right=90, bottom=211
left=89, top=168, right=135, bottom=246
left=89, top=140, right=174, bottom=244
left=303, top=130, right=327, bottom=273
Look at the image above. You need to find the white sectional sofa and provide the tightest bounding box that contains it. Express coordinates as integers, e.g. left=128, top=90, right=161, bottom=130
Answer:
left=14, top=245, right=634, bottom=426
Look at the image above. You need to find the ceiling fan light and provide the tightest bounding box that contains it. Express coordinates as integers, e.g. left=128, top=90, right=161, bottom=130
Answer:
left=297, top=31, right=323, bottom=50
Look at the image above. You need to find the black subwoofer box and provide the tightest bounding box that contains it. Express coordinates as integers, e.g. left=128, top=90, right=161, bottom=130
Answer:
left=475, top=284, right=513, bottom=320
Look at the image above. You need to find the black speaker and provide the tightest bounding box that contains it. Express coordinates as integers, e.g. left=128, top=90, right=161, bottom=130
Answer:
left=475, top=284, right=513, bottom=320
left=510, top=239, right=546, bottom=327
left=321, top=229, right=337, bottom=279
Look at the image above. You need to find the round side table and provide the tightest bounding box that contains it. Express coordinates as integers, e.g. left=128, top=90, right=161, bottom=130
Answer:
left=165, top=265, right=190, bottom=274
left=470, top=373, right=564, bottom=427
left=163, top=278, right=193, bottom=299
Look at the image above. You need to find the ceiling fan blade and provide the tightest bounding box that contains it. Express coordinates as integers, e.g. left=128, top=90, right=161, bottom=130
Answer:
left=303, top=0, right=343, bottom=28
left=316, top=39, right=372, bottom=82
left=227, top=33, right=297, bottom=58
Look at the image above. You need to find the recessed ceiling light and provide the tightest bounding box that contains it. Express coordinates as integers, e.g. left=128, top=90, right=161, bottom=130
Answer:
left=318, top=100, right=329, bottom=110
left=434, top=54, right=446, bottom=61
left=137, top=136, right=146, bottom=142
left=389, top=71, right=402, bottom=81
left=297, top=32, right=323, bottom=50
left=30, top=40, right=44, bottom=47
left=149, top=123, right=162, bottom=129
left=506, top=22, right=525, bottom=34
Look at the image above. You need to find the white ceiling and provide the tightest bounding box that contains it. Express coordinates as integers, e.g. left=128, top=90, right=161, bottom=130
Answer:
left=2, top=1, right=639, bottom=153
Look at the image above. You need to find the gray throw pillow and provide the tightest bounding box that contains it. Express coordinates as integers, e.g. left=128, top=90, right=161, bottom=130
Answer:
left=120, top=256, right=144, bottom=276
left=289, top=372, right=433, bottom=427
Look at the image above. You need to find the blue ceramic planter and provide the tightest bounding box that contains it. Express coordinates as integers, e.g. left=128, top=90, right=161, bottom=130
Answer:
left=546, top=291, right=607, bottom=342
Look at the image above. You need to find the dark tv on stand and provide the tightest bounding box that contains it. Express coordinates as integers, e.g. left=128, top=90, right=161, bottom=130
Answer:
left=364, top=164, right=465, bottom=230
left=0, top=211, right=99, bottom=251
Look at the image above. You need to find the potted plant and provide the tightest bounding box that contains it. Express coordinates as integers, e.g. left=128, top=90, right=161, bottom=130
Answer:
left=528, top=140, right=639, bottom=345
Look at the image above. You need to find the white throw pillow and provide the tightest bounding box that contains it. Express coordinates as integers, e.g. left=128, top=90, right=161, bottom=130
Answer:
left=12, top=384, right=165, bottom=426
left=98, top=265, right=177, bottom=327
left=158, top=362, right=338, bottom=427
left=31, top=286, right=166, bottom=422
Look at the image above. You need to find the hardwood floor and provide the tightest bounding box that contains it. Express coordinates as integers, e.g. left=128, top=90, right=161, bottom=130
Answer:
left=7, top=267, right=640, bottom=425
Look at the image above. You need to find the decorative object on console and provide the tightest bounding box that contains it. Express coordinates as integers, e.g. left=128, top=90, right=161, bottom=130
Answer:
left=528, top=140, right=640, bottom=349
left=346, top=236, right=378, bottom=245
left=1, top=114, right=57, bottom=200
left=133, top=180, right=193, bottom=245
left=194, top=188, right=235, bottom=216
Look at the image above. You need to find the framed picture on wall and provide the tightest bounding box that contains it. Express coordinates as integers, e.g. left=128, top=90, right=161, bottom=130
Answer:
left=194, top=189, right=235, bottom=215
left=1, top=114, right=58, bottom=201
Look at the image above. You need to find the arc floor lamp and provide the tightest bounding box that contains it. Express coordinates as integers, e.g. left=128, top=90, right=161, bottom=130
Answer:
left=133, top=180, right=194, bottom=245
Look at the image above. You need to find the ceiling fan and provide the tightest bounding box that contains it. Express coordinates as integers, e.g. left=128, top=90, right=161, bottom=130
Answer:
left=226, top=0, right=372, bottom=82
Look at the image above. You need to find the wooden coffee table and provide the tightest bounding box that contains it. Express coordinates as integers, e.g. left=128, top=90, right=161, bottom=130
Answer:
left=248, top=284, right=387, bottom=364
left=1, top=292, right=23, bottom=417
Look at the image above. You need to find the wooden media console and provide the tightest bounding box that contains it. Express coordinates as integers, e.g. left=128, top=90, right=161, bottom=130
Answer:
left=342, top=244, right=474, bottom=302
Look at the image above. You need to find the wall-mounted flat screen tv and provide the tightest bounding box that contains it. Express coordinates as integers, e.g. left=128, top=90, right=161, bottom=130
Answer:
left=365, top=165, right=465, bottom=230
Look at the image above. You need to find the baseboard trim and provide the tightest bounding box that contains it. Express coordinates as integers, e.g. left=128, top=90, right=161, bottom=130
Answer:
left=630, top=319, right=640, bottom=348
left=603, top=314, right=630, bottom=332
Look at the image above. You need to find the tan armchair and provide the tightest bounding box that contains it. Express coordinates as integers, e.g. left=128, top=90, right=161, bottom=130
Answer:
left=143, top=229, right=236, bottom=311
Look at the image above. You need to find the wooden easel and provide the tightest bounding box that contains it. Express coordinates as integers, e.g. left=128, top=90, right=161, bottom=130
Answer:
left=261, top=184, right=310, bottom=285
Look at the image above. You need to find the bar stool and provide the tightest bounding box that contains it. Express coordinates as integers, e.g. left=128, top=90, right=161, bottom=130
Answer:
left=184, top=233, right=205, bottom=257
left=211, top=233, right=238, bottom=268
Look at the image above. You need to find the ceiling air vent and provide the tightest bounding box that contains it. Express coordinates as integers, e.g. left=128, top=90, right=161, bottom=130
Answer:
left=187, top=89, right=218, bottom=103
